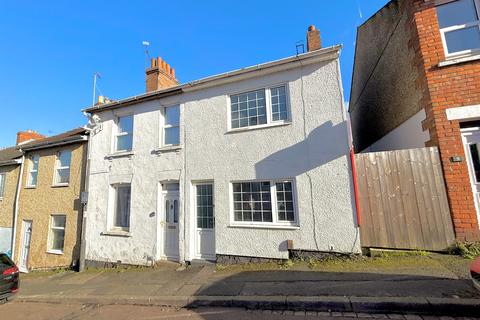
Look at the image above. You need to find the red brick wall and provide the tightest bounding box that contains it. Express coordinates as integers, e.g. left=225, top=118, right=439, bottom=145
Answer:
left=411, top=0, right=480, bottom=241
left=16, top=130, right=45, bottom=145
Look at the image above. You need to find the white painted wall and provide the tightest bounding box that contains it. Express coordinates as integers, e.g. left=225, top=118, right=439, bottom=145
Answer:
left=363, top=109, right=430, bottom=153
left=85, top=54, right=360, bottom=265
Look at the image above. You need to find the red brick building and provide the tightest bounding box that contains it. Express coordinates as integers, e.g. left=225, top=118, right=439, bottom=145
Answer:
left=349, top=0, right=480, bottom=241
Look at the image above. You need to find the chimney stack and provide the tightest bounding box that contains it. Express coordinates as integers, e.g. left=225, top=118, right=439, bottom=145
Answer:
left=146, top=56, right=179, bottom=92
left=306, top=25, right=322, bottom=52
left=16, top=130, right=45, bottom=145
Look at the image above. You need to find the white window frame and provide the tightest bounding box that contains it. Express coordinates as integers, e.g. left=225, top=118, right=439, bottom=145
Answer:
left=109, top=183, right=131, bottom=232
left=438, top=0, right=480, bottom=58
left=0, top=173, right=5, bottom=199
left=227, top=84, right=291, bottom=132
left=26, top=154, right=39, bottom=188
left=47, top=214, right=66, bottom=255
left=113, top=114, right=134, bottom=153
left=53, top=150, right=71, bottom=186
left=162, top=104, right=181, bottom=147
left=229, top=179, right=299, bottom=228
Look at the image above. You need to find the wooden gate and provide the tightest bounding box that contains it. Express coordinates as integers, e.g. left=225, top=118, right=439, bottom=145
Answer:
left=355, top=147, right=455, bottom=251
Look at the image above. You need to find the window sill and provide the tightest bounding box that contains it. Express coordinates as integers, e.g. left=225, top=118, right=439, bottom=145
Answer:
left=46, top=250, right=64, bottom=255
left=152, top=145, right=182, bottom=154
left=105, top=151, right=135, bottom=160
left=226, top=121, right=291, bottom=134
left=438, top=54, right=480, bottom=68
left=101, top=230, right=132, bottom=237
left=51, top=183, right=69, bottom=188
left=229, top=223, right=300, bottom=230
left=24, top=186, right=37, bottom=189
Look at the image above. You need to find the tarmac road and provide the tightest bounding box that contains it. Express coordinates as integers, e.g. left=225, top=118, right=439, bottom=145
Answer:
left=1, top=301, right=480, bottom=320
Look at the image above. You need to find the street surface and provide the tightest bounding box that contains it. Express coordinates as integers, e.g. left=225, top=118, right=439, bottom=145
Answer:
left=1, top=302, right=479, bottom=320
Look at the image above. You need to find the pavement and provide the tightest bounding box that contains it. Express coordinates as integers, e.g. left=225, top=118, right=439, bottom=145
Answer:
left=10, top=254, right=480, bottom=317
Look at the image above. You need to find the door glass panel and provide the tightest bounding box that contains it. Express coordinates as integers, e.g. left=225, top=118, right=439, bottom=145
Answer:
left=165, top=200, right=170, bottom=222
left=469, top=143, right=480, bottom=182
left=173, top=200, right=178, bottom=223
left=196, top=184, right=214, bottom=229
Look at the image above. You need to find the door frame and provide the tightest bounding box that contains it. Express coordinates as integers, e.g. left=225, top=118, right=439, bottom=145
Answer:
left=461, top=127, right=480, bottom=229
left=156, top=182, right=180, bottom=261
left=191, top=181, right=215, bottom=261
left=19, top=220, right=33, bottom=273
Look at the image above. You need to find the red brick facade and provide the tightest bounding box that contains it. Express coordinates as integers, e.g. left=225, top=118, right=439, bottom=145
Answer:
left=409, top=0, right=480, bottom=241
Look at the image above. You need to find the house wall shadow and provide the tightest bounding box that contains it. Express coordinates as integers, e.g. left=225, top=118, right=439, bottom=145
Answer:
left=184, top=269, right=480, bottom=318
left=254, top=121, right=348, bottom=179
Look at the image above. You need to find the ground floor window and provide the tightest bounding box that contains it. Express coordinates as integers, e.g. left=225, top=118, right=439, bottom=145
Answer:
left=232, top=179, right=297, bottom=225
left=112, top=184, right=131, bottom=231
left=48, top=215, right=66, bottom=253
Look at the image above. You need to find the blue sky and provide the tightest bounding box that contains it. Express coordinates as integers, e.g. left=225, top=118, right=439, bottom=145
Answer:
left=0, top=0, right=389, bottom=147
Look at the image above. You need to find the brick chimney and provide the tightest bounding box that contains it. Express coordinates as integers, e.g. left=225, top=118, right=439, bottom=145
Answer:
left=16, top=130, right=45, bottom=145
left=146, top=56, right=179, bottom=92
left=307, top=25, right=322, bottom=52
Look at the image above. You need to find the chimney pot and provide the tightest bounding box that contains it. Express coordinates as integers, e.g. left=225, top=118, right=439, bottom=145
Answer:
left=306, top=24, right=322, bottom=52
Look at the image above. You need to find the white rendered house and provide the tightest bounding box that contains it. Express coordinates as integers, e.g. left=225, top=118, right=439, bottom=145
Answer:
left=83, top=27, right=360, bottom=266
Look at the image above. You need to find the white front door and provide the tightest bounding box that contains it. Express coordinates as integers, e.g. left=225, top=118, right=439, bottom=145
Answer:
left=19, top=220, right=32, bottom=272
left=194, top=183, right=215, bottom=260
left=164, top=193, right=180, bottom=260
left=462, top=129, right=480, bottom=229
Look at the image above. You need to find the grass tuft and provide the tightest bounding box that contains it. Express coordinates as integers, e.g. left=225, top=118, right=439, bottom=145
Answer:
left=448, top=241, right=480, bottom=259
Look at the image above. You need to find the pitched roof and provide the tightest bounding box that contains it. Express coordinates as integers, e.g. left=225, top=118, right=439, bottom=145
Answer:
left=83, top=45, right=342, bottom=114
left=18, top=127, right=88, bottom=151
left=0, top=146, right=22, bottom=166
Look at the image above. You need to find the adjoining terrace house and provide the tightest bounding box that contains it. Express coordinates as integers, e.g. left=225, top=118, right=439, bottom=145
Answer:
left=0, top=147, right=22, bottom=255
left=0, top=131, right=45, bottom=256
left=349, top=0, right=480, bottom=241
left=83, top=26, right=360, bottom=266
left=12, top=128, right=88, bottom=272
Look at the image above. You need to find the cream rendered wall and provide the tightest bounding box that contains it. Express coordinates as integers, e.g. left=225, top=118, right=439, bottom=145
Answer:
left=85, top=56, right=360, bottom=265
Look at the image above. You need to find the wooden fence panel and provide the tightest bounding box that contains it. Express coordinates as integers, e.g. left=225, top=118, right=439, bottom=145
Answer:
left=356, top=147, right=455, bottom=251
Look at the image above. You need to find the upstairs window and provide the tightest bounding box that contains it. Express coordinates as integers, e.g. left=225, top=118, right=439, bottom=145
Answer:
left=115, top=115, right=133, bottom=152
left=230, top=85, right=290, bottom=130
left=0, top=173, right=5, bottom=198
left=54, top=150, right=71, bottom=185
left=437, top=0, right=480, bottom=57
left=163, top=105, right=180, bottom=146
left=27, top=155, right=39, bottom=187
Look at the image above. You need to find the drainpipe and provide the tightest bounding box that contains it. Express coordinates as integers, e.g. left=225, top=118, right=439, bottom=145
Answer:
left=11, top=154, right=25, bottom=260
left=350, top=148, right=361, bottom=227
left=79, top=125, right=92, bottom=272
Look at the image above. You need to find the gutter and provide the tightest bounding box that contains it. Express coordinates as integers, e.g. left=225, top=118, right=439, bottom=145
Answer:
left=10, top=155, right=25, bottom=260
left=0, top=159, right=22, bottom=167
